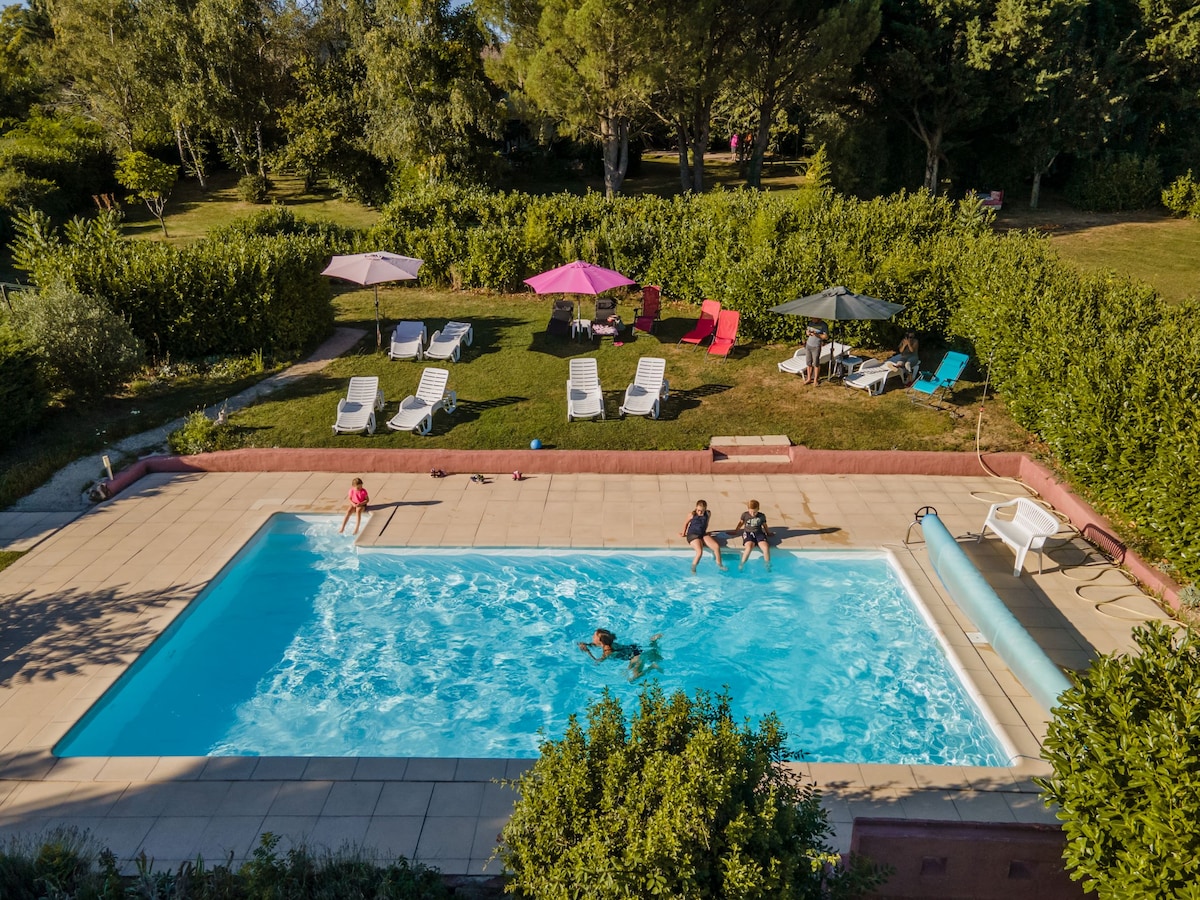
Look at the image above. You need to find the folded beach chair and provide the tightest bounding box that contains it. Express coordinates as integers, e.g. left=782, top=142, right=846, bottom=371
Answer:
left=546, top=298, right=575, bottom=338
left=619, top=357, right=669, bottom=419
left=332, top=376, right=385, bottom=435
left=388, top=321, right=426, bottom=360
left=908, top=351, right=969, bottom=411
left=777, top=341, right=851, bottom=375
left=386, top=367, right=457, bottom=435
left=707, top=309, right=740, bottom=360
left=425, top=321, right=473, bottom=362
left=566, top=358, right=605, bottom=421
left=679, top=299, right=720, bottom=347
left=591, top=296, right=620, bottom=340
left=843, top=358, right=906, bottom=395
left=633, top=286, right=661, bottom=333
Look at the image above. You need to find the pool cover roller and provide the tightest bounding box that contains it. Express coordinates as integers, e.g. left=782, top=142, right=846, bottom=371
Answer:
left=922, top=513, right=1072, bottom=714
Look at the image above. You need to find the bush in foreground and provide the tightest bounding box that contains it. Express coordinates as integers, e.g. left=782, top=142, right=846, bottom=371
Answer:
left=1038, top=622, right=1200, bottom=898
left=0, top=828, right=450, bottom=899
left=499, top=685, right=887, bottom=899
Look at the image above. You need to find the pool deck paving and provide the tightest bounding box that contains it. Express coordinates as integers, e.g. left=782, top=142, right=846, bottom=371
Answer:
left=0, top=467, right=1174, bottom=877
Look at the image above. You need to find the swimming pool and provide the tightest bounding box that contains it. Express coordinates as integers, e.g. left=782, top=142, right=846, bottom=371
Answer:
left=56, top=515, right=1010, bottom=765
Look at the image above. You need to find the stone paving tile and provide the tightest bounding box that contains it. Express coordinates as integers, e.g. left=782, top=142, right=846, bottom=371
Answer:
left=416, top=816, right=478, bottom=859
left=363, top=816, right=424, bottom=859
left=306, top=815, right=371, bottom=853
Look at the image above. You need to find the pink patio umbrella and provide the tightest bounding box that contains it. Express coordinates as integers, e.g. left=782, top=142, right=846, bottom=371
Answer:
left=523, top=260, right=636, bottom=295
left=322, top=251, right=424, bottom=350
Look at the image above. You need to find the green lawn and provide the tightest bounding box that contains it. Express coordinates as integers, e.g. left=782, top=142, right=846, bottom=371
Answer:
left=228, top=287, right=1033, bottom=455
left=1049, top=215, right=1200, bottom=304
left=121, top=172, right=382, bottom=244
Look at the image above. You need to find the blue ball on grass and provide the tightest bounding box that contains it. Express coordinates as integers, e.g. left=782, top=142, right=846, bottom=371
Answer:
left=530, top=439, right=542, bottom=450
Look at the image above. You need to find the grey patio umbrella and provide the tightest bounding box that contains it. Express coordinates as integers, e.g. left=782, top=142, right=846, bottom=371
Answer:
left=770, top=286, right=905, bottom=380
left=322, top=252, right=424, bottom=350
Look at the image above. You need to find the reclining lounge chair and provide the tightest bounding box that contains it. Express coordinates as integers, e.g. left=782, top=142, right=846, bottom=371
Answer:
left=425, top=321, right=473, bottom=362
left=619, top=357, right=669, bottom=419
left=388, top=321, right=426, bottom=361
left=386, top=367, right=457, bottom=435
left=332, top=376, right=385, bottom=435
left=679, top=299, right=720, bottom=347
left=566, top=358, right=605, bottom=421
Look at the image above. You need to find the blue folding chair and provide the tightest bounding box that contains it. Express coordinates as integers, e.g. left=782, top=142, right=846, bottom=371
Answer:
left=908, top=351, right=970, bottom=413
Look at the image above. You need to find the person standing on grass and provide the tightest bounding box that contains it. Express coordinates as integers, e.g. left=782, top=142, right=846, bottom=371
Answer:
left=681, top=499, right=726, bottom=572
left=340, top=478, right=369, bottom=535
left=804, top=317, right=829, bottom=385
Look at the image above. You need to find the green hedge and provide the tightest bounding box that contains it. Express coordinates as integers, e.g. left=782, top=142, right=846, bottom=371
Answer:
left=370, top=185, right=987, bottom=346
left=0, top=323, right=48, bottom=448
left=950, top=233, right=1200, bottom=580
left=17, top=209, right=347, bottom=359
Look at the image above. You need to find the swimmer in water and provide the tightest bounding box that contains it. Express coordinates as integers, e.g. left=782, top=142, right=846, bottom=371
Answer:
left=579, top=628, right=663, bottom=681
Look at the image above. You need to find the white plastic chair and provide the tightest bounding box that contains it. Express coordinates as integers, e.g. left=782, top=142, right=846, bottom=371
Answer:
left=332, top=376, right=385, bottom=435
left=425, top=321, right=473, bottom=362
left=388, top=321, right=426, bottom=360
left=567, top=358, right=605, bottom=421
left=619, top=357, right=669, bottom=419
left=977, top=498, right=1062, bottom=576
left=386, top=368, right=457, bottom=435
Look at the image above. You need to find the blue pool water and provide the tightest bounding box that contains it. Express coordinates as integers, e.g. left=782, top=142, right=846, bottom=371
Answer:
left=57, top=515, right=1010, bottom=765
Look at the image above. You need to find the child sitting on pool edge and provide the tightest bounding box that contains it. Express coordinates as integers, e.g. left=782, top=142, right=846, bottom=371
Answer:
left=732, top=499, right=773, bottom=570
left=339, top=477, right=369, bottom=535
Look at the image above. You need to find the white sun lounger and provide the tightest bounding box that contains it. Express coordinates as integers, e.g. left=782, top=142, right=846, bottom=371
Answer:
left=386, top=367, right=457, bottom=435
left=567, top=358, right=605, bottom=421
left=332, top=376, right=385, bottom=435
left=843, top=358, right=907, bottom=395
left=388, top=321, right=427, bottom=360
left=778, top=341, right=851, bottom=375
left=619, top=357, right=669, bottom=419
left=424, top=321, right=473, bottom=362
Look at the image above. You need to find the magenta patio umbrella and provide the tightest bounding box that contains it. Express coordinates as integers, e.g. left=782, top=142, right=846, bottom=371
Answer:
left=523, top=260, right=636, bottom=295
left=322, top=251, right=424, bottom=349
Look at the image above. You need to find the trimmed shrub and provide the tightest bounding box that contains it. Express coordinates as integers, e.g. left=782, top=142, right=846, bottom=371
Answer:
left=9, top=281, right=144, bottom=399
left=1065, top=155, right=1162, bottom=212
left=237, top=173, right=274, bottom=203
left=1162, top=170, right=1200, bottom=218
left=1039, top=623, right=1200, bottom=897
left=0, top=322, right=48, bottom=448
left=168, top=410, right=247, bottom=455
left=500, top=684, right=888, bottom=899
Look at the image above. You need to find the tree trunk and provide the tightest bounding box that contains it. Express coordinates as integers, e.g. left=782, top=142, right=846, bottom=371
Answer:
left=690, top=100, right=711, bottom=194
left=600, top=114, right=629, bottom=197
left=1030, top=172, right=1042, bottom=209
left=676, top=122, right=691, bottom=192
left=256, top=121, right=265, bottom=177
left=747, top=91, right=775, bottom=189
left=176, top=124, right=207, bottom=190
left=922, top=125, right=942, bottom=193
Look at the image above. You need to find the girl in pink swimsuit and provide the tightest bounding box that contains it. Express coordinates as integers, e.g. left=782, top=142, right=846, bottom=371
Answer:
left=340, top=478, right=369, bottom=535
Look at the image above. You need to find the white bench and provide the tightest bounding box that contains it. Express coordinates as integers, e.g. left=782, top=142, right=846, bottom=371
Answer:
left=977, top=498, right=1061, bottom=576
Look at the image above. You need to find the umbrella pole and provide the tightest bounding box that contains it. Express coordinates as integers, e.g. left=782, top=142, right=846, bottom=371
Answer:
left=374, top=286, right=381, bottom=351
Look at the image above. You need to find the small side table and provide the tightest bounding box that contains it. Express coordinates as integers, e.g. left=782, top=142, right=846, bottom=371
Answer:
left=570, top=319, right=592, bottom=341
left=838, top=355, right=868, bottom=377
